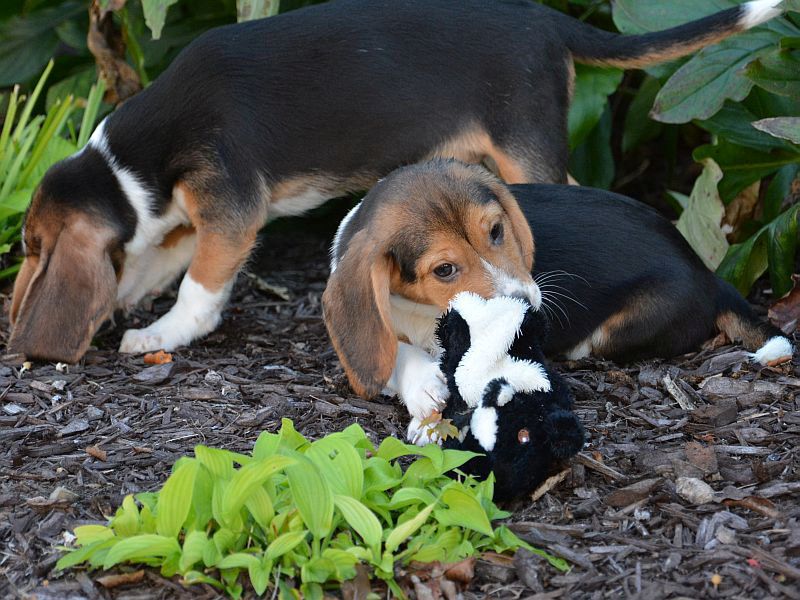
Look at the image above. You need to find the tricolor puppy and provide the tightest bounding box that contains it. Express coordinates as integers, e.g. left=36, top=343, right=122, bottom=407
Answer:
left=8, top=0, right=784, bottom=362
left=323, top=160, right=793, bottom=438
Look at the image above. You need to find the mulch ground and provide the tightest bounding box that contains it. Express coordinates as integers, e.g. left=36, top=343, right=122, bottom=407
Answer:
left=1, top=221, right=798, bottom=600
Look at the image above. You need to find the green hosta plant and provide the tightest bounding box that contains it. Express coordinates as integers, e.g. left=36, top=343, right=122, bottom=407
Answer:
left=56, top=419, right=567, bottom=598
left=0, top=61, right=105, bottom=279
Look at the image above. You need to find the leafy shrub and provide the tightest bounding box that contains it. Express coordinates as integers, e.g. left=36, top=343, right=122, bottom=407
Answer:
left=56, top=419, right=566, bottom=598
left=0, top=61, right=105, bottom=278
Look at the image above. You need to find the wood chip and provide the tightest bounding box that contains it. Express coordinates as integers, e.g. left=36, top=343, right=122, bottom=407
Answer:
left=86, top=445, right=108, bottom=461
left=530, top=468, right=570, bottom=501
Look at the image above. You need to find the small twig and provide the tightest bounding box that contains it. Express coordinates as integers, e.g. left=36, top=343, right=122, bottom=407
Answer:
left=575, top=452, right=628, bottom=482
left=530, top=468, right=570, bottom=502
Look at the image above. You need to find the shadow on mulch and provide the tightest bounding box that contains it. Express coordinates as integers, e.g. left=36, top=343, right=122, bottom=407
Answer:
left=1, top=215, right=798, bottom=600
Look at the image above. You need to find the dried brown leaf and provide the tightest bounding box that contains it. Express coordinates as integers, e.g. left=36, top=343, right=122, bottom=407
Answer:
left=85, top=445, right=107, bottom=461
left=143, top=350, right=172, bottom=365
left=96, top=570, right=144, bottom=588
left=769, top=274, right=800, bottom=333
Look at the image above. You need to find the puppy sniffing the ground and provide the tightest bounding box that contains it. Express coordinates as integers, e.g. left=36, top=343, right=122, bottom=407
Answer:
left=9, top=0, right=784, bottom=363
left=323, top=160, right=793, bottom=440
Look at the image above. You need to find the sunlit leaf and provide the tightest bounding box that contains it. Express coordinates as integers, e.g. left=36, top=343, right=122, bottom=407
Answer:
left=103, top=534, right=181, bottom=569
left=333, top=494, right=382, bottom=549
left=676, top=159, right=728, bottom=270
left=156, top=459, right=199, bottom=538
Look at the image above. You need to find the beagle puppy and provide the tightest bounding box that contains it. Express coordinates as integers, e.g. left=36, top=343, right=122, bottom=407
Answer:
left=9, top=0, right=784, bottom=363
left=323, top=160, right=793, bottom=440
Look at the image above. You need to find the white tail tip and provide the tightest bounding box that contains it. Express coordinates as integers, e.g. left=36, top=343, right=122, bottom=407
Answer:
left=740, top=0, right=783, bottom=29
left=751, top=335, right=793, bottom=365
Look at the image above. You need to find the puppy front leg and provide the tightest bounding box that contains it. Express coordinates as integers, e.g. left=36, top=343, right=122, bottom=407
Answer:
left=384, top=341, right=449, bottom=445
left=119, top=226, right=256, bottom=354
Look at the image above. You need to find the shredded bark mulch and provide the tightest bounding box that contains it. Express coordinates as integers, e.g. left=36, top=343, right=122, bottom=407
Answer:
left=1, top=223, right=798, bottom=599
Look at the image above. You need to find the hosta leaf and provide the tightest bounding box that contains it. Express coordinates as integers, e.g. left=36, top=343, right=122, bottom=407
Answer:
left=266, top=530, right=308, bottom=560
left=676, top=159, right=729, bottom=270
left=56, top=538, right=118, bottom=572
left=102, top=534, right=181, bottom=569
left=766, top=203, right=800, bottom=296
left=652, top=31, right=780, bottom=123
left=307, top=437, right=364, bottom=498
left=179, top=530, right=210, bottom=572
left=568, top=65, right=623, bottom=149
left=156, top=459, right=199, bottom=538
left=613, top=0, right=735, bottom=34
left=112, top=495, right=141, bottom=538
left=716, top=227, right=770, bottom=294
left=221, top=455, right=294, bottom=526
left=387, top=487, right=438, bottom=510
left=73, top=525, right=114, bottom=546
left=693, top=141, right=800, bottom=201
left=385, top=502, right=437, bottom=553
left=700, top=102, right=794, bottom=152
left=441, top=448, right=483, bottom=473
left=375, top=437, right=417, bottom=462
left=752, top=117, right=800, bottom=144
left=333, top=494, right=382, bottom=548
left=285, top=454, right=334, bottom=539
left=195, top=445, right=235, bottom=480
left=434, top=486, right=494, bottom=537
left=745, top=48, right=800, bottom=97
left=245, top=486, right=275, bottom=531
left=301, top=556, right=337, bottom=584
left=217, top=552, right=259, bottom=570
left=622, top=75, right=663, bottom=154
left=321, top=548, right=359, bottom=581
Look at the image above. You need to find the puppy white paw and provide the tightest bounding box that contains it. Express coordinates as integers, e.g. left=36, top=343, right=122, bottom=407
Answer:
left=400, top=363, right=449, bottom=420
left=119, top=328, right=169, bottom=354
left=406, top=416, right=444, bottom=447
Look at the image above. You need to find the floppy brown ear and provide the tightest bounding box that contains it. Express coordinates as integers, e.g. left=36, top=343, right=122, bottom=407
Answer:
left=9, top=255, right=40, bottom=326
left=8, top=220, right=117, bottom=363
left=322, top=229, right=397, bottom=398
left=495, top=185, right=535, bottom=271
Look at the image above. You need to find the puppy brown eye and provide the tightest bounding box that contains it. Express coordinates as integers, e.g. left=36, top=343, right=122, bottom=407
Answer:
left=490, top=223, right=504, bottom=244
left=433, top=263, right=457, bottom=279
left=518, top=428, right=530, bottom=444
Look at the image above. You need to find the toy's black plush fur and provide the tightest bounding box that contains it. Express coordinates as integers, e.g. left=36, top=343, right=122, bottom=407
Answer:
left=437, top=296, right=585, bottom=501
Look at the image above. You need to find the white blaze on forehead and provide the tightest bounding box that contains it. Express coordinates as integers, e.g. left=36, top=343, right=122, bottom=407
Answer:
left=449, top=291, right=551, bottom=409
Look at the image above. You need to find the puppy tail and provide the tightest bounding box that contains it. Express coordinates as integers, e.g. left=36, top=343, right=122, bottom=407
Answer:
left=715, top=279, right=793, bottom=366
left=559, top=0, right=782, bottom=69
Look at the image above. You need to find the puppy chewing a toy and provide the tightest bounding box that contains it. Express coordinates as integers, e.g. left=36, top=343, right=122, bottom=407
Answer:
left=427, top=292, right=585, bottom=501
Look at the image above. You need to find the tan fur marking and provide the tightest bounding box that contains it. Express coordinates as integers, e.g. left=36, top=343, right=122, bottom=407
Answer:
left=160, top=224, right=196, bottom=249
left=176, top=183, right=261, bottom=293
left=428, top=126, right=494, bottom=165
left=579, top=30, right=738, bottom=69
left=716, top=311, right=770, bottom=350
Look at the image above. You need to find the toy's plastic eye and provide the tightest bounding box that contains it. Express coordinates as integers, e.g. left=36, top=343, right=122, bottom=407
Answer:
left=518, top=428, right=530, bottom=444
left=433, top=263, right=457, bottom=280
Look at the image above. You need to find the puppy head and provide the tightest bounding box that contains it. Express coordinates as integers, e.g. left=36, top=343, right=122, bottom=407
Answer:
left=323, top=159, right=539, bottom=397
left=9, top=152, right=133, bottom=363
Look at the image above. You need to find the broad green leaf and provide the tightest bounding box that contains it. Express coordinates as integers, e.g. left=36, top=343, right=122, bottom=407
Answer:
left=764, top=163, right=799, bottom=220
left=387, top=487, right=438, bottom=510
left=0, top=3, right=85, bottom=87
left=301, top=556, right=337, bottom=584
left=103, top=534, right=181, bottom=569
left=333, top=494, right=382, bottom=548
left=156, top=459, right=199, bottom=538
left=56, top=538, right=118, bottom=572
left=188, top=464, right=214, bottom=531
left=375, top=437, right=418, bottom=462
left=385, top=502, right=437, bottom=553
left=245, top=486, right=275, bottom=531
left=434, top=486, right=494, bottom=537
left=74, top=525, right=114, bottom=546
left=652, top=31, right=781, bottom=123
left=614, top=0, right=735, bottom=34
left=745, top=48, right=800, bottom=97
left=307, top=437, right=364, bottom=498
left=217, top=552, right=259, bottom=570
left=321, top=548, right=359, bottom=581
left=441, top=448, right=483, bottom=473
left=252, top=431, right=281, bottom=459
left=112, top=495, right=140, bottom=538
left=568, top=65, right=623, bottom=150
left=221, top=455, right=294, bottom=525
left=676, top=159, right=728, bottom=269
left=266, top=530, right=309, bottom=560
left=285, top=454, right=334, bottom=539
left=0, top=189, right=33, bottom=221
left=141, top=0, right=179, bottom=40
left=766, top=203, right=800, bottom=295
left=237, top=0, right=280, bottom=22
left=700, top=102, right=794, bottom=152
left=693, top=141, right=800, bottom=200
left=716, top=227, right=770, bottom=294
left=195, top=445, right=235, bottom=479
left=179, top=530, right=210, bottom=572
left=752, top=117, right=800, bottom=144
left=250, top=561, right=272, bottom=595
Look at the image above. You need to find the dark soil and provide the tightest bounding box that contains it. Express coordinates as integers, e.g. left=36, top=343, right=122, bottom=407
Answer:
left=1, top=221, right=798, bottom=600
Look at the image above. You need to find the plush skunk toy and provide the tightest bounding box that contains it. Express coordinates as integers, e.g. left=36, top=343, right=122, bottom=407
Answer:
left=436, top=292, right=585, bottom=501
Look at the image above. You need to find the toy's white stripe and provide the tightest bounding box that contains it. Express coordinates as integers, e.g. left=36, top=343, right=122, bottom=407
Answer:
left=751, top=335, right=793, bottom=365
left=740, top=0, right=782, bottom=29
left=471, top=406, right=498, bottom=451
